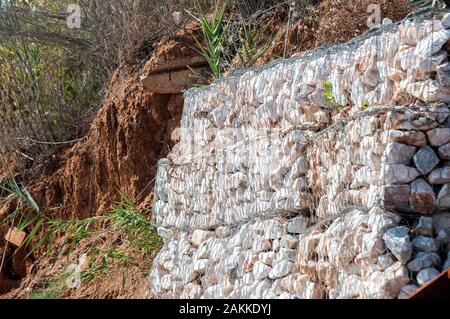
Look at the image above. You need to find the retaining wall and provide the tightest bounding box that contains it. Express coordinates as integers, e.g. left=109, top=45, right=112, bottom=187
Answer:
left=150, top=11, right=450, bottom=299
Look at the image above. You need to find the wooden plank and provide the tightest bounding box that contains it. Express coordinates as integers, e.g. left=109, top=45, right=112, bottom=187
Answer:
left=4, top=227, right=26, bottom=247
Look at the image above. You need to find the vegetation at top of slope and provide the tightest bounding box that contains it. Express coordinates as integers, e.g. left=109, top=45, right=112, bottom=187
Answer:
left=0, top=0, right=212, bottom=175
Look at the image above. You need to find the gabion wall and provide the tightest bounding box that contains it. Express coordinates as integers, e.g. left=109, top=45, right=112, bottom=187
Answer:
left=150, top=11, right=450, bottom=299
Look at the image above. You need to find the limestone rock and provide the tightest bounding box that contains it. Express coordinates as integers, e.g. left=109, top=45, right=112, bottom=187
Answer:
left=442, top=13, right=450, bottom=28
left=385, top=142, right=417, bottom=165
left=399, top=20, right=421, bottom=45
left=253, top=261, right=272, bottom=280
left=416, top=267, right=440, bottom=286
left=382, top=18, right=393, bottom=25
left=269, top=260, right=293, bottom=279
left=389, top=130, right=427, bottom=147
left=437, top=62, right=450, bottom=87
left=415, top=29, right=450, bottom=58
left=382, top=262, right=411, bottom=298
left=280, top=235, right=299, bottom=249
left=290, top=157, right=309, bottom=179
left=383, top=226, right=412, bottom=264
left=149, top=18, right=450, bottom=299
left=437, top=184, right=450, bottom=209
left=407, top=252, right=441, bottom=272
left=377, top=254, right=395, bottom=270
left=287, top=216, right=309, bottom=234
left=413, top=217, right=434, bottom=236
left=180, top=283, right=203, bottom=299
left=429, top=167, right=450, bottom=184
left=190, top=229, right=213, bottom=246
left=443, top=252, right=450, bottom=270
left=427, top=128, right=450, bottom=147
left=412, top=235, right=439, bottom=252
left=259, top=252, right=276, bottom=266
left=384, top=184, right=411, bottom=208
left=157, top=227, right=173, bottom=240
left=398, top=284, right=419, bottom=299
left=438, top=143, right=450, bottom=160
left=406, top=80, right=450, bottom=103
left=382, top=165, right=420, bottom=185
left=410, top=178, right=436, bottom=214
left=193, top=259, right=209, bottom=274
left=413, top=146, right=439, bottom=175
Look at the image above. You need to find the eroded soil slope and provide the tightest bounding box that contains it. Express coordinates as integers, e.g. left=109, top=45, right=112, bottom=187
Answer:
left=0, top=23, right=205, bottom=295
left=29, top=25, right=205, bottom=221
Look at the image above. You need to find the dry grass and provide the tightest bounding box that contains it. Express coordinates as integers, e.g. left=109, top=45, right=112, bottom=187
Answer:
left=0, top=0, right=210, bottom=176
left=0, top=182, right=162, bottom=299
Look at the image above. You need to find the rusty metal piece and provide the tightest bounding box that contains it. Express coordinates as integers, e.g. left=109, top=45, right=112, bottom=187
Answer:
left=408, top=268, right=450, bottom=299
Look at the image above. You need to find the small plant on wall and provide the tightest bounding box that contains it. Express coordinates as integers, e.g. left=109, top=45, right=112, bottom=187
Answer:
left=323, top=80, right=344, bottom=110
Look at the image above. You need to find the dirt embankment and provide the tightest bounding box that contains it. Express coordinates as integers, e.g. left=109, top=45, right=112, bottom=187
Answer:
left=0, top=22, right=206, bottom=295
left=29, top=24, right=206, bottom=221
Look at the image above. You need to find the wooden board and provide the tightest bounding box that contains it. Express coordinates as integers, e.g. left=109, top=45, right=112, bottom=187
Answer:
left=4, top=227, right=26, bottom=247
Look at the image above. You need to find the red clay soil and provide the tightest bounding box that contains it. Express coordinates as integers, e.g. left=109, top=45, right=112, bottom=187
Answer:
left=29, top=75, right=177, bottom=220
left=27, top=33, right=204, bottom=222
left=0, top=23, right=203, bottom=295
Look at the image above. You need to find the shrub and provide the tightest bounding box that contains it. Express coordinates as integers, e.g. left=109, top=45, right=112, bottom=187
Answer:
left=195, top=1, right=229, bottom=79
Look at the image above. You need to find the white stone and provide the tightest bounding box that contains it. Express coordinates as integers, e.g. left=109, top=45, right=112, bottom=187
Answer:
left=280, top=234, right=299, bottom=249
left=190, top=229, right=213, bottom=246
left=193, top=259, right=209, bottom=273
left=442, top=13, right=450, bottom=28
left=287, top=216, right=309, bottom=234
left=269, top=260, right=293, bottom=279
left=382, top=262, right=410, bottom=298
left=259, top=252, right=276, bottom=266
left=253, top=261, right=272, bottom=280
